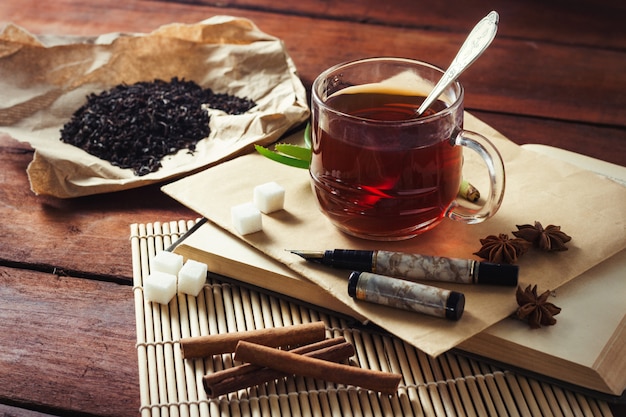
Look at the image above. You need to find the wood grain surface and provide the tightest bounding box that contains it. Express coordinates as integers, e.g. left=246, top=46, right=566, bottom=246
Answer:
left=1, top=0, right=624, bottom=415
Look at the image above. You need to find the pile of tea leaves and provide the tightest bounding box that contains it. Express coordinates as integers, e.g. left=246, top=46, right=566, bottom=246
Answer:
left=60, top=77, right=256, bottom=176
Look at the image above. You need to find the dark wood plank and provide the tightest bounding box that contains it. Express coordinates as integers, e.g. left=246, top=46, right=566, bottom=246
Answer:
left=473, top=111, right=626, bottom=167
left=0, top=266, right=139, bottom=417
left=1, top=2, right=625, bottom=416
left=1, top=0, right=625, bottom=128
left=0, top=404, right=59, bottom=417
left=0, top=134, right=195, bottom=283
left=179, top=0, right=626, bottom=50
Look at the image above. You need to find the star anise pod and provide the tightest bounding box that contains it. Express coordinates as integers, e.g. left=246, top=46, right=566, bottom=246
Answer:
left=515, top=285, right=562, bottom=328
left=513, top=221, right=571, bottom=251
left=473, top=233, right=530, bottom=264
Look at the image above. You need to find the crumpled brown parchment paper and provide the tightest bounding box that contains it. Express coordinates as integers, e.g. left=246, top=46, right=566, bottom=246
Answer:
left=0, top=16, right=309, bottom=198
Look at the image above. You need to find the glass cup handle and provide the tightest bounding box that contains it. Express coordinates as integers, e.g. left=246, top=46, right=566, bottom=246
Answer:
left=446, top=130, right=506, bottom=224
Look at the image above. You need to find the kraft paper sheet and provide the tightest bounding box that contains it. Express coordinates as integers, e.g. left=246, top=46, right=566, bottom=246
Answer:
left=0, top=16, right=309, bottom=198
left=162, top=114, right=626, bottom=357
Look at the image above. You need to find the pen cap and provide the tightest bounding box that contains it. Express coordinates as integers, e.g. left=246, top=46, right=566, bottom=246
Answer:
left=445, top=291, right=465, bottom=321
left=348, top=271, right=465, bottom=321
left=348, top=271, right=360, bottom=297
left=475, top=262, right=518, bottom=286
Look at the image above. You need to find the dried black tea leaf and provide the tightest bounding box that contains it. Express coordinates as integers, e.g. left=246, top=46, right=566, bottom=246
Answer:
left=60, top=78, right=256, bottom=176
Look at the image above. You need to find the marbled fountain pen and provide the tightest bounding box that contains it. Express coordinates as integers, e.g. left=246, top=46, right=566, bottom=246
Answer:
left=289, top=249, right=518, bottom=286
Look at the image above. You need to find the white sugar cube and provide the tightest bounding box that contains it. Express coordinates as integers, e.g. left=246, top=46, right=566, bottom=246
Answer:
left=144, top=271, right=177, bottom=304
left=231, top=202, right=263, bottom=235
left=151, top=251, right=184, bottom=275
left=253, top=181, right=285, bottom=214
left=178, top=260, right=208, bottom=296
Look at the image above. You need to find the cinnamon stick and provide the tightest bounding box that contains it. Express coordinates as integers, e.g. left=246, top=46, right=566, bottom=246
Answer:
left=234, top=340, right=402, bottom=395
left=203, top=337, right=354, bottom=397
left=180, top=321, right=326, bottom=359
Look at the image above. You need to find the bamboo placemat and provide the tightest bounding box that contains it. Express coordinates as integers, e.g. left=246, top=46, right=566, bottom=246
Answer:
left=131, top=220, right=615, bottom=417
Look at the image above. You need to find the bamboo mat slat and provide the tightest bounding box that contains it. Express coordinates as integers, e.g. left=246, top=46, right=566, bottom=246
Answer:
left=131, top=220, right=615, bottom=417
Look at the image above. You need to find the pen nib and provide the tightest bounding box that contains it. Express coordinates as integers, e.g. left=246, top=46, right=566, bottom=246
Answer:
left=287, top=250, right=325, bottom=260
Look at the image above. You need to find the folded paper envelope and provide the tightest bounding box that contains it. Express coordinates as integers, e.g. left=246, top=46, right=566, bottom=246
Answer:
left=0, top=16, right=309, bottom=197
left=162, top=113, right=626, bottom=356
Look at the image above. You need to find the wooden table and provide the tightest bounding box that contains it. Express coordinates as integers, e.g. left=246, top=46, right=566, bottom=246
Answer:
left=1, top=1, right=624, bottom=415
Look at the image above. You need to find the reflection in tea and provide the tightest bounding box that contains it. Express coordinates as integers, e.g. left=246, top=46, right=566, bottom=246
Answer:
left=310, top=88, right=462, bottom=238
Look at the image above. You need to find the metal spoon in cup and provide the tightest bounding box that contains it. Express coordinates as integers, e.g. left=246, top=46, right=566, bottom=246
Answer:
left=416, top=11, right=499, bottom=116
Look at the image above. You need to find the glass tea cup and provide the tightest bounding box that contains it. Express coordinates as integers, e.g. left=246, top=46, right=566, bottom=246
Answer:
left=309, top=57, right=505, bottom=240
